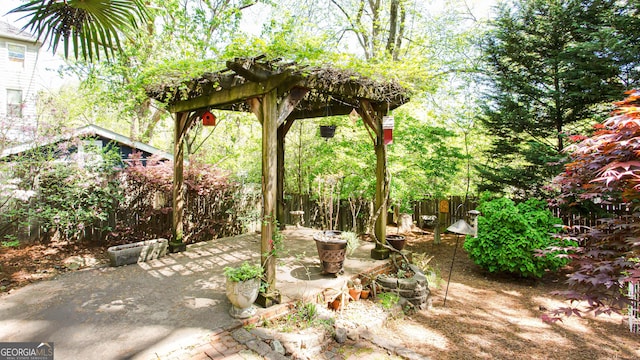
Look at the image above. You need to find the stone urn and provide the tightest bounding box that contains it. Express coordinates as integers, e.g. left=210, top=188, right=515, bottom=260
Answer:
left=225, top=277, right=261, bottom=318
left=224, top=262, right=263, bottom=319
left=313, top=230, right=347, bottom=275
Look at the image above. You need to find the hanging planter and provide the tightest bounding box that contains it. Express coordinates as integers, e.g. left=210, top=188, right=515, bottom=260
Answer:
left=319, top=125, right=336, bottom=138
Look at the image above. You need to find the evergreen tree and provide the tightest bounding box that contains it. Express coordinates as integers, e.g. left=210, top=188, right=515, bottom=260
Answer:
left=477, top=0, right=639, bottom=198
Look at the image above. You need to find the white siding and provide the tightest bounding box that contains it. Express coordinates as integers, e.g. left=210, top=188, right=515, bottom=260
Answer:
left=0, top=28, right=41, bottom=143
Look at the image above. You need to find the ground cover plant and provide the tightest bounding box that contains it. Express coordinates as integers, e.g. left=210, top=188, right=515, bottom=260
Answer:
left=0, top=140, right=123, bottom=244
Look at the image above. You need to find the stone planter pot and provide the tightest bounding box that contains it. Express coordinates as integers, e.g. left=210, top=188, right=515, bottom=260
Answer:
left=226, top=277, right=260, bottom=319
left=313, top=231, right=347, bottom=275
left=386, top=234, right=406, bottom=251
left=376, top=264, right=430, bottom=310
left=107, top=238, right=168, bottom=267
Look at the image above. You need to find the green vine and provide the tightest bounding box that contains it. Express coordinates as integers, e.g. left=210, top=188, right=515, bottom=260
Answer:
left=262, top=216, right=286, bottom=259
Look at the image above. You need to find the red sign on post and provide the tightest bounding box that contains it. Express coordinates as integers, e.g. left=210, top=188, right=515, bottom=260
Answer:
left=382, top=115, right=394, bottom=145
left=384, top=128, right=393, bottom=145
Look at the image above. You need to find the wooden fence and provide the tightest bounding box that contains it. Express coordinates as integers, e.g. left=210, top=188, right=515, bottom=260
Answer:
left=280, top=195, right=478, bottom=232
left=6, top=190, right=631, bottom=244
left=549, top=203, right=632, bottom=229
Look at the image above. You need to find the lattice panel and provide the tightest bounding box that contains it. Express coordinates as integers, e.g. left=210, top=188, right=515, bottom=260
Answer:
left=630, top=281, right=640, bottom=333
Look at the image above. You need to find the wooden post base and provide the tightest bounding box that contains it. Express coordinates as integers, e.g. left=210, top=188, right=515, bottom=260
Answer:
left=168, top=241, right=187, bottom=253
left=371, top=247, right=390, bottom=260
left=255, top=291, right=282, bottom=308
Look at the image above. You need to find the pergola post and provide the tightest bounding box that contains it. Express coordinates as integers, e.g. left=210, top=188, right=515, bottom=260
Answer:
left=170, top=111, right=189, bottom=252
left=359, top=101, right=390, bottom=260
left=260, top=90, right=278, bottom=294
left=276, top=125, right=286, bottom=230
left=372, top=119, right=390, bottom=260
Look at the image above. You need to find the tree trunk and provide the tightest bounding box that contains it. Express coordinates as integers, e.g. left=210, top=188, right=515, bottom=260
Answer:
left=386, top=0, right=399, bottom=55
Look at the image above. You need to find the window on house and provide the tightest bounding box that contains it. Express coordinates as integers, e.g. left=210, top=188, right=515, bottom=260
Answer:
left=7, top=44, right=25, bottom=68
left=6, top=89, right=23, bottom=118
left=79, top=139, right=104, bottom=168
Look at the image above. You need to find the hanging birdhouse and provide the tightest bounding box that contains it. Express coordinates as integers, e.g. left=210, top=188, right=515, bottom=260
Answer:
left=202, top=111, right=216, bottom=126
left=382, top=115, right=394, bottom=145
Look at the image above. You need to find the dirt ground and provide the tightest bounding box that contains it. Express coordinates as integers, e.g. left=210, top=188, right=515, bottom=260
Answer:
left=0, top=240, right=109, bottom=292
left=2, top=229, right=639, bottom=359
left=374, top=228, right=640, bottom=360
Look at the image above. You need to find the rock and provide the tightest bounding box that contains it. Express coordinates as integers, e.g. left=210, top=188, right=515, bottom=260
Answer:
left=397, top=277, right=417, bottom=290
left=271, top=339, right=285, bottom=355
left=246, top=339, right=272, bottom=356
left=249, top=327, right=274, bottom=341
left=334, top=327, right=347, bottom=344
left=346, top=328, right=360, bottom=341
left=232, top=328, right=255, bottom=344
left=376, top=276, right=398, bottom=289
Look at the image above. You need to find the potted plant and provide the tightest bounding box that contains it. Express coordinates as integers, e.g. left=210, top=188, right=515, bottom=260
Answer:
left=313, top=231, right=360, bottom=275
left=348, top=278, right=363, bottom=301
left=324, top=281, right=353, bottom=311
left=360, top=285, right=371, bottom=299
left=223, top=262, right=263, bottom=319
left=318, top=118, right=340, bottom=139
left=386, top=234, right=407, bottom=251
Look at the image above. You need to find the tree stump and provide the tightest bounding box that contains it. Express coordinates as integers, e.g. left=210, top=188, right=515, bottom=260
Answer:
left=398, top=213, right=413, bottom=233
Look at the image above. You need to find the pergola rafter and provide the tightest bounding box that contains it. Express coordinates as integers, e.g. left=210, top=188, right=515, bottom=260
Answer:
left=146, top=56, right=410, bottom=302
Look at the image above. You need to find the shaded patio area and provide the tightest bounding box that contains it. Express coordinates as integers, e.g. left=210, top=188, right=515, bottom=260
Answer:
left=0, top=228, right=387, bottom=360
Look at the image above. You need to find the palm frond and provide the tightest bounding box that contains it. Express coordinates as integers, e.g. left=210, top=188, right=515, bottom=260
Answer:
left=9, top=0, right=149, bottom=62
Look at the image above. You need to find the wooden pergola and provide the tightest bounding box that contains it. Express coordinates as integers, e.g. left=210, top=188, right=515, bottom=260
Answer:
left=146, top=56, right=409, bottom=298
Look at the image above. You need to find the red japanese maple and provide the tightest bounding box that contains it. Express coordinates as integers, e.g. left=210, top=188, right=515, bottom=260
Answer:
left=548, top=90, right=640, bottom=320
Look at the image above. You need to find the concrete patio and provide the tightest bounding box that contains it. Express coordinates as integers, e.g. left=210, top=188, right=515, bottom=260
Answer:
left=0, top=227, right=388, bottom=359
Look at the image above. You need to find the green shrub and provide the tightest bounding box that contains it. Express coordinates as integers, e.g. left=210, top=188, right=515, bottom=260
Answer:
left=0, top=142, right=123, bottom=243
left=463, top=196, right=570, bottom=278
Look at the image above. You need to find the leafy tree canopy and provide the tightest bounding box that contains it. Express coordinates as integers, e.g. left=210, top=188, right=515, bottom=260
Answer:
left=477, top=0, right=640, bottom=198
left=9, top=0, right=149, bottom=61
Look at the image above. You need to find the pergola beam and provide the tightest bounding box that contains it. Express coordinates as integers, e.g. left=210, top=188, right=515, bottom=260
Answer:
left=276, top=88, right=308, bottom=229
left=277, top=87, right=309, bottom=125
left=168, top=72, right=293, bottom=113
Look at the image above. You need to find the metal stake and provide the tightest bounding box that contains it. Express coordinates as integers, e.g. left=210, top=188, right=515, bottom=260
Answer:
left=443, top=233, right=460, bottom=307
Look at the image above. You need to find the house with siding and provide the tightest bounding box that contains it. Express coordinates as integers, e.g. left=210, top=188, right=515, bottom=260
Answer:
left=0, top=21, right=41, bottom=143
left=0, top=124, right=174, bottom=165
